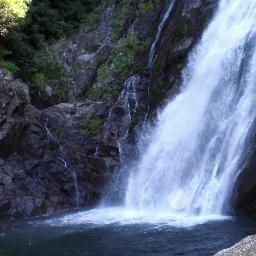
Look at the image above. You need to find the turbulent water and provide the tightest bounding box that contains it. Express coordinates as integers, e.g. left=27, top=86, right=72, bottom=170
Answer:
left=126, top=0, right=256, bottom=217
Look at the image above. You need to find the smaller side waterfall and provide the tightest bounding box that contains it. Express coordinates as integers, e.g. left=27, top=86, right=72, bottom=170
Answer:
left=44, top=119, right=80, bottom=208
left=117, top=75, right=140, bottom=161
left=103, top=75, right=140, bottom=204
left=120, top=75, right=140, bottom=112
left=148, top=0, right=175, bottom=68
left=120, top=76, right=139, bottom=120
left=71, top=168, right=80, bottom=208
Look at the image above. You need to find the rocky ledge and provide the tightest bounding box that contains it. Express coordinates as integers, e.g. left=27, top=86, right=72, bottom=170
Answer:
left=215, top=235, right=256, bottom=256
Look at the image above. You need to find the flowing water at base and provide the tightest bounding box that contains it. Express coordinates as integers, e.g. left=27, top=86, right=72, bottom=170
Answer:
left=46, top=208, right=229, bottom=227
left=0, top=209, right=256, bottom=256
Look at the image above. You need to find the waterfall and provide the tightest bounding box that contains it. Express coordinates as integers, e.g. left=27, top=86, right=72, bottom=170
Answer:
left=49, top=0, right=256, bottom=227
left=148, top=0, right=175, bottom=68
left=125, top=0, right=256, bottom=216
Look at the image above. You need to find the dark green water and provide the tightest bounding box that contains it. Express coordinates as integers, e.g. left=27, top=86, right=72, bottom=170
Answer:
left=0, top=209, right=255, bottom=256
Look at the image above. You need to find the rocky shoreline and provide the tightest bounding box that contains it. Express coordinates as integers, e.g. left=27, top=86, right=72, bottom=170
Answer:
left=215, top=235, right=256, bottom=256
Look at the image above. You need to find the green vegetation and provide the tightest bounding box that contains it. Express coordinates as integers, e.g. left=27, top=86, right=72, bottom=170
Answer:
left=138, top=0, right=158, bottom=13
left=0, top=0, right=25, bottom=72
left=0, top=0, right=154, bottom=103
left=111, top=36, right=136, bottom=76
left=31, top=53, right=70, bottom=100
left=80, top=117, right=103, bottom=137
left=84, top=4, right=102, bottom=32
left=0, top=0, right=102, bottom=99
left=83, top=0, right=155, bottom=102
left=0, top=0, right=29, bottom=36
left=3, top=0, right=29, bottom=18
left=101, top=31, right=150, bottom=83
left=173, top=18, right=192, bottom=43
left=86, top=85, right=118, bottom=100
left=111, top=0, right=131, bottom=40
left=86, top=29, right=151, bottom=100
left=0, top=60, right=19, bottom=72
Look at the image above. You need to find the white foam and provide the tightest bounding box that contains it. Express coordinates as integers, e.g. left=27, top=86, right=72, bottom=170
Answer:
left=46, top=207, right=230, bottom=228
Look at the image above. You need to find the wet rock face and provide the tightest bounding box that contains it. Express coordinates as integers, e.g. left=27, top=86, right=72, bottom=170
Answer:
left=149, top=0, right=218, bottom=113
left=227, top=113, right=256, bottom=215
left=0, top=71, right=30, bottom=158
left=41, top=101, right=120, bottom=210
left=232, top=139, right=256, bottom=215
left=0, top=71, right=120, bottom=219
left=0, top=0, right=163, bottom=219
left=0, top=72, right=149, bottom=219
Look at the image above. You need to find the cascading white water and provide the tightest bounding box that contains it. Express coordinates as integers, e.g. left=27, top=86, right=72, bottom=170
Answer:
left=126, top=0, right=256, bottom=216
left=48, top=0, right=256, bottom=227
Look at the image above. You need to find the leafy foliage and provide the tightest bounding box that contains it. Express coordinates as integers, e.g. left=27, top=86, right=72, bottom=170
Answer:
left=138, top=0, right=158, bottom=13
left=86, top=85, right=118, bottom=101
left=3, top=0, right=29, bottom=18
left=86, top=29, right=151, bottom=101
left=31, top=53, right=70, bottom=100
left=0, top=60, right=19, bottom=72
left=80, top=117, right=103, bottom=137
left=173, top=18, right=192, bottom=43
left=111, top=0, right=131, bottom=40
left=0, top=0, right=101, bottom=78
left=96, top=31, right=151, bottom=85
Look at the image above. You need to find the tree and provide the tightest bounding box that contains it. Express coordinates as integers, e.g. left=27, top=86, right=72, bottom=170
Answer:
left=0, top=0, right=18, bottom=36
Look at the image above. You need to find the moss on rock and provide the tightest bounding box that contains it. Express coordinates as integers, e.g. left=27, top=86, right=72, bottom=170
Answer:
left=80, top=117, right=103, bottom=137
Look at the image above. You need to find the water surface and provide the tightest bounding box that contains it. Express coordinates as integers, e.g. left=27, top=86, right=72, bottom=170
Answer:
left=0, top=209, right=255, bottom=256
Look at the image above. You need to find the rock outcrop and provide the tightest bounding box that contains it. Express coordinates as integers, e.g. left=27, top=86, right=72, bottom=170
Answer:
left=0, top=70, right=120, bottom=218
left=215, top=235, right=256, bottom=256
left=230, top=125, right=256, bottom=215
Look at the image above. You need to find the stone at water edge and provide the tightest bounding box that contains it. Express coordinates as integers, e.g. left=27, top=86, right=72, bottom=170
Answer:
left=215, top=235, right=256, bottom=256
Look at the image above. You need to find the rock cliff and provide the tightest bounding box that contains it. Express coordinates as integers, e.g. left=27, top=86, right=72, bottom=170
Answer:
left=0, top=0, right=219, bottom=219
